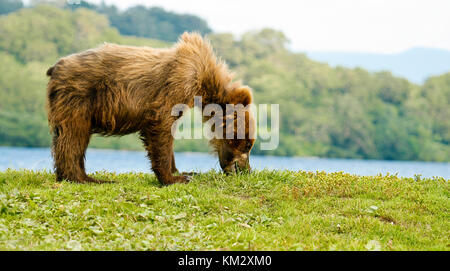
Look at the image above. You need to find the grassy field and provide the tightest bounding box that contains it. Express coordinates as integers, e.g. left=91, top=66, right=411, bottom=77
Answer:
left=0, top=169, right=448, bottom=251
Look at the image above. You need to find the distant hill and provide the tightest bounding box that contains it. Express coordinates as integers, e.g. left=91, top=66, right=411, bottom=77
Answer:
left=307, top=48, right=450, bottom=83
left=0, top=0, right=212, bottom=42
left=0, top=0, right=22, bottom=15
left=67, top=1, right=212, bottom=42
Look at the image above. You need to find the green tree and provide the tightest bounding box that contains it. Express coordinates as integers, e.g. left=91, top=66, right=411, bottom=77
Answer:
left=421, top=73, right=450, bottom=145
left=66, top=1, right=212, bottom=42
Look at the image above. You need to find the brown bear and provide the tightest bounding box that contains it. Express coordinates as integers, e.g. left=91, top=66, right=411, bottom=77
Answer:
left=46, top=32, right=255, bottom=185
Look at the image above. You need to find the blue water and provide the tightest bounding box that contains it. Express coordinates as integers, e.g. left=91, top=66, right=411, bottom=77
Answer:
left=0, top=146, right=448, bottom=179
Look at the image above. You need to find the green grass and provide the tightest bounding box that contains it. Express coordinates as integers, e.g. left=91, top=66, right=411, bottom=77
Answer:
left=0, top=169, right=448, bottom=251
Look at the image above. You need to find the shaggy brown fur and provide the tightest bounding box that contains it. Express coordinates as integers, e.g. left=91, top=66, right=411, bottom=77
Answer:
left=46, top=32, right=255, bottom=185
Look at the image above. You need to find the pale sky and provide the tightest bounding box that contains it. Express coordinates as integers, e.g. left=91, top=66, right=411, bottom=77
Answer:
left=85, top=0, right=450, bottom=54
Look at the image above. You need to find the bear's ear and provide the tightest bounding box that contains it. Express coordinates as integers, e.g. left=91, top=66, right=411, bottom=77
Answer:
left=226, top=86, right=253, bottom=106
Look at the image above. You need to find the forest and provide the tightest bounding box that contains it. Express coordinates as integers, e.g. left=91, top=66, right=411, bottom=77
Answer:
left=0, top=1, right=449, bottom=161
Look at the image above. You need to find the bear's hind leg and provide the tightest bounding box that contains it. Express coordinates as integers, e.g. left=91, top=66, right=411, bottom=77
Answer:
left=52, top=123, right=105, bottom=184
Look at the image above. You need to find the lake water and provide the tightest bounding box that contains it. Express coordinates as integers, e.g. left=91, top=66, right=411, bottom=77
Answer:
left=0, top=146, right=448, bottom=179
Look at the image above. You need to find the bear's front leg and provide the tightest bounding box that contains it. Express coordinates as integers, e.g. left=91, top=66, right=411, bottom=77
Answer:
left=141, top=128, right=191, bottom=185
left=170, top=151, right=179, bottom=174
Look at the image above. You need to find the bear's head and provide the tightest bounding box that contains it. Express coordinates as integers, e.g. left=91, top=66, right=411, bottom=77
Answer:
left=211, top=86, right=256, bottom=174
